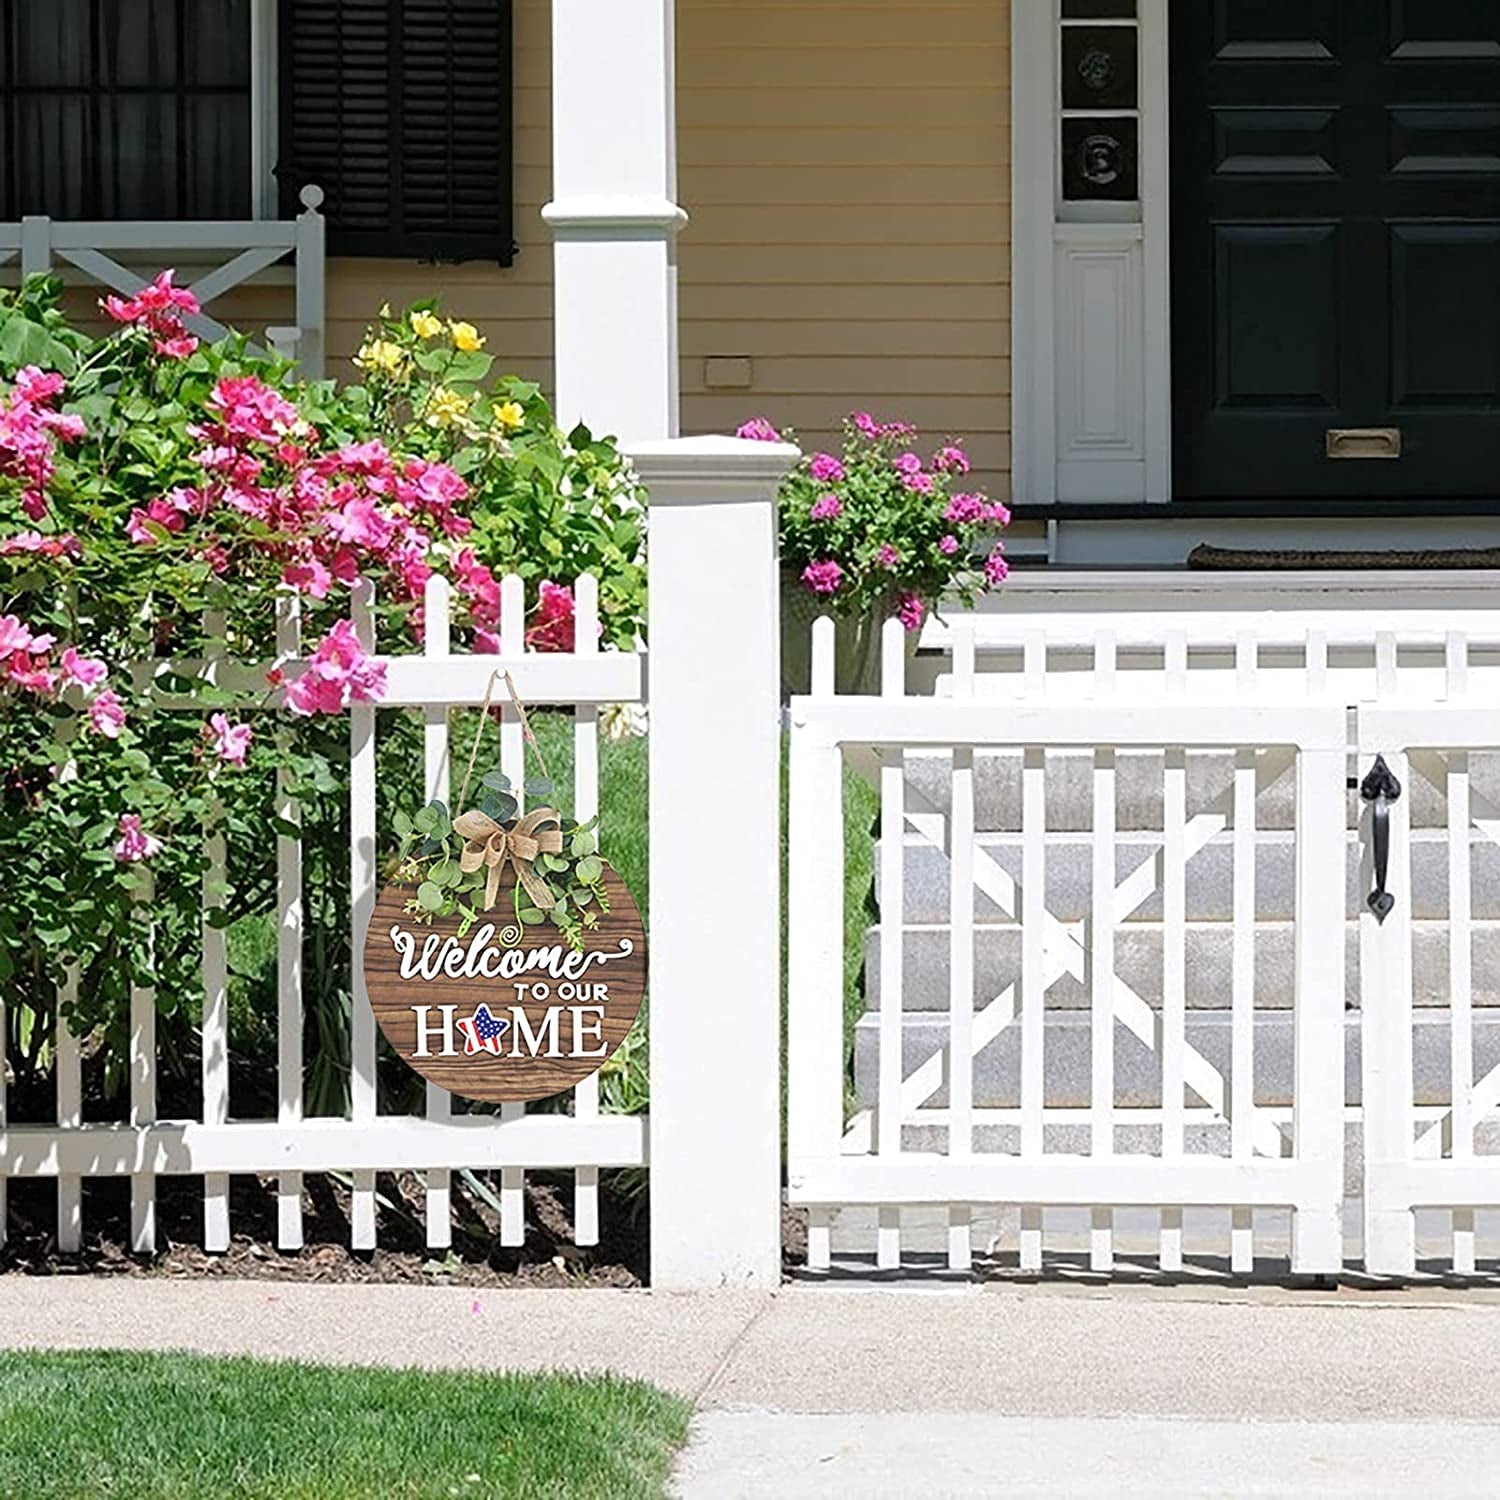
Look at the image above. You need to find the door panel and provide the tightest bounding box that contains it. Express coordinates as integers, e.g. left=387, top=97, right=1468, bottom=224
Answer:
left=1172, top=0, right=1500, bottom=499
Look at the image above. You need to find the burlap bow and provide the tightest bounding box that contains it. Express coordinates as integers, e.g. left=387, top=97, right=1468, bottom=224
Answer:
left=453, top=806, right=565, bottom=912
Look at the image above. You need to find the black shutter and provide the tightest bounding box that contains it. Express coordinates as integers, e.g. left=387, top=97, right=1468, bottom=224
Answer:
left=277, top=0, right=514, bottom=263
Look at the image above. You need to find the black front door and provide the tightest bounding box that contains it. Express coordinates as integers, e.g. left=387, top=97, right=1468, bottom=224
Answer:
left=1172, top=1, right=1500, bottom=500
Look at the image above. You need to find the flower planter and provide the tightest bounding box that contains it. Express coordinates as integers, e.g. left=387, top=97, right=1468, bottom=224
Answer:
left=780, top=569, right=916, bottom=698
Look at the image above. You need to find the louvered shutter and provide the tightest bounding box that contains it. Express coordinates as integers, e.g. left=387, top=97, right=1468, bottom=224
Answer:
left=277, top=0, right=514, bottom=263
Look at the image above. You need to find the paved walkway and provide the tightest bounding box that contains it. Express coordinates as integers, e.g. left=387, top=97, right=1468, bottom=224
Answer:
left=3, top=1278, right=1500, bottom=1495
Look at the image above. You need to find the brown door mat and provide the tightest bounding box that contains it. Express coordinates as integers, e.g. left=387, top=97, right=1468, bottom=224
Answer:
left=1188, top=544, right=1500, bottom=571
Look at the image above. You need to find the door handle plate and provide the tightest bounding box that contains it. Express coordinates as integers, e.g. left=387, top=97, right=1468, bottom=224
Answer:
left=1327, top=427, right=1402, bottom=460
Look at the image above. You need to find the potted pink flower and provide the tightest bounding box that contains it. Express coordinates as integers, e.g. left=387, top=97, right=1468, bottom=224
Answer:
left=739, top=413, right=1010, bottom=695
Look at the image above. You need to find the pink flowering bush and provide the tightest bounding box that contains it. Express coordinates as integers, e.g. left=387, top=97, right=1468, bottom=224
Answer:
left=746, top=412, right=1010, bottom=638
left=0, top=277, right=643, bottom=1088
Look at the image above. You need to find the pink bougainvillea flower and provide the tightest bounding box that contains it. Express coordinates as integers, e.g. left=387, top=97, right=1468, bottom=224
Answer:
left=808, top=453, right=845, bottom=484
left=282, top=557, right=333, bottom=599
left=125, top=490, right=193, bottom=545
left=897, top=593, right=927, bottom=633
left=984, top=544, right=1010, bottom=586
left=851, top=411, right=881, bottom=438
left=207, top=712, right=253, bottom=767
left=526, top=581, right=577, bottom=653
left=810, top=493, right=842, bottom=522
left=112, top=813, right=162, bottom=863
left=987, top=501, right=1013, bottom=527
left=154, top=335, right=200, bottom=361
left=59, top=646, right=108, bottom=689
left=0, top=530, right=81, bottom=559
left=875, top=544, right=900, bottom=569
left=939, top=534, right=960, bottom=556
left=802, top=560, right=844, bottom=596
left=284, top=618, right=387, bottom=716
left=944, top=493, right=987, bottom=525
left=901, top=471, right=936, bottom=495
left=892, top=452, right=923, bottom=477
left=736, top=418, right=781, bottom=443
left=89, top=689, right=127, bottom=738
left=933, top=445, right=970, bottom=474
left=0, top=614, right=38, bottom=657
left=5, top=654, right=56, bottom=693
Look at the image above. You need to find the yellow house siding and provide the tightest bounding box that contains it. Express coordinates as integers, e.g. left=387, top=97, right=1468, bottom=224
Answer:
left=320, top=0, right=1013, bottom=496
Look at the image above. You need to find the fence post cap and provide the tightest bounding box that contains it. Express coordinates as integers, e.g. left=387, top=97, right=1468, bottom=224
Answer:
left=627, top=434, right=802, bottom=504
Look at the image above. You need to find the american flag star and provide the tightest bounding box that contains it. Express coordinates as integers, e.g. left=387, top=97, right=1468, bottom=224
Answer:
left=455, top=1003, right=510, bottom=1057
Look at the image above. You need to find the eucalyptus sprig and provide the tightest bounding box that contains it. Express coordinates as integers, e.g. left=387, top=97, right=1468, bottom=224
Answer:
left=388, top=772, right=609, bottom=951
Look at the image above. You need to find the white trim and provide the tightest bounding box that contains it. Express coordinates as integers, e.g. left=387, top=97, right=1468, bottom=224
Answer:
left=1010, top=0, right=1058, bottom=507
left=1011, top=0, right=1171, bottom=507
left=1139, top=0, right=1172, bottom=502
left=250, top=0, right=279, bottom=220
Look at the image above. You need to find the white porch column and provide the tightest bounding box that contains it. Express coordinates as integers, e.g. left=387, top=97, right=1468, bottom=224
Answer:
left=631, top=435, right=801, bottom=1290
left=544, top=0, right=685, bottom=445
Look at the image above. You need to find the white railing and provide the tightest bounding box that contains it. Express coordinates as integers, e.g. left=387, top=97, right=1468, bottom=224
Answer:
left=0, top=572, right=645, bottom=1258
left=0, top=184, right=327, bottom=378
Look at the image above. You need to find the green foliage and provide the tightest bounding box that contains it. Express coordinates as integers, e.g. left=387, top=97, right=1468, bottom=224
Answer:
left=343, top=304, right=648, bottom=648
left=0, top=1351, right=691, bottom=1500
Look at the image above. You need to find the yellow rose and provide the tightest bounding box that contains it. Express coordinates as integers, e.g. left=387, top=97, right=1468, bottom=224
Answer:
left=354, top=339, right=407, bottom=376
left=493, top=400, right=525, bottom=431
left=425, top=387, right=472, bottom=428
left=449, top=320, right=486, bottom=352
left=409, top=309, right=443, bottom=340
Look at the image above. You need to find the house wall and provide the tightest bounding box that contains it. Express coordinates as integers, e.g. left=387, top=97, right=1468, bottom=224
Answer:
left=321, top=0, right=1015, bottom=498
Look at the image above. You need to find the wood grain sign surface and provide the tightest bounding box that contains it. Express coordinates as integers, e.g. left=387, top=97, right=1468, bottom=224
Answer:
left=362, top=867, right=646, bottom=1103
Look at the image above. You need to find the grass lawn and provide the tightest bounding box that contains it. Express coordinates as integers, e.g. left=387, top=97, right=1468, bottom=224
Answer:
left=0, top=1350, right=691, bottom=1500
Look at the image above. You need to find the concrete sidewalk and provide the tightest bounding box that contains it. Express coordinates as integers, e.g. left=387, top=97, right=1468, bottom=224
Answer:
left=4, top=1277, right=1500, bottom=1494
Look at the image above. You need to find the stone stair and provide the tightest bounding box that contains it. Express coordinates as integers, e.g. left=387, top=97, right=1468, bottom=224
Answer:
left=852, top=749, right=1500, bottom=1120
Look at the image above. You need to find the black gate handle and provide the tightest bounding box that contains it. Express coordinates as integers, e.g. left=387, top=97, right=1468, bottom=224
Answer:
left=1361, top=755, right=1403, bottom=925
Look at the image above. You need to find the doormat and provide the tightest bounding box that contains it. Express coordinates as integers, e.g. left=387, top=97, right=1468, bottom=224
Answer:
left=1187, top=544, right=1500, bottom=571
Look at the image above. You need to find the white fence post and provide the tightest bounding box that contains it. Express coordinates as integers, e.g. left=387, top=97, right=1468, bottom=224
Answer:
left=632, top=434, right=800, bottom=1289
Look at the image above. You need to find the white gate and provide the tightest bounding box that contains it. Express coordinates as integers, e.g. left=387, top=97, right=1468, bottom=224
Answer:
left=1357, top=702, right=1500, bottom=1275
left=787, top=618, right=1349, bottom=1277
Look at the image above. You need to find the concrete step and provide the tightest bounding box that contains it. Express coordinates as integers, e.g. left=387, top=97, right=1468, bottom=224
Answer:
left=863, top=919, right=1497, bottom=1012
left=881, top=828, right=1500, bottom=925
left=850, top=1008, right=1500, bottom=1110
left=897, top=748, right=1499, bottom=833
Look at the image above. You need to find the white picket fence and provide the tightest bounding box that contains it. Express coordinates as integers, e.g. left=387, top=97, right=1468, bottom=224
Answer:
left=0, top=571, right=646, bottom=1257
left=789, top=603, right=1500, bottom=1278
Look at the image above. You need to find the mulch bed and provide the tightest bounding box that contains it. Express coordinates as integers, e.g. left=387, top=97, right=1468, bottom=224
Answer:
left=0, top=1171, right=647, bottom=1288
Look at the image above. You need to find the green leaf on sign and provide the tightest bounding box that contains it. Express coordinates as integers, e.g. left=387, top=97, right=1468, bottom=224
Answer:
left=417, top=882, right=445, bottom=913
left=576, top=856, right=602, bottom=886
left=570, top=831, right=596, bottom=860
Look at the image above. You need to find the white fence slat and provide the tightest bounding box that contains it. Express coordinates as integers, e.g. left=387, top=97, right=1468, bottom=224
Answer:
left=1020, top=746, right=1046, bottom=1273
left=202, top=826, right=230, bottom=1252
left=498, top=574, right=528, bottom=1247
left=55, top=970, right=82, bottom=1251
left=1089, top=631, right=1116, bottom=1272
left=1291, top=744, right=1347, bottom=1274
left=572, top=574, right=602, bottom=1247
left=202, top=610, right=230, bottom=1253
left=947, top=624, right=976, bottom=1271
left=787, top=619, right=845, bottom=1276
left=877, top=620, right=907, bottom=1271
left=130, top=876, right=156, bottom=1254
left=349, top=581, right=379, bottom=1249
left=1161, top=745, right=1187, bottom=1274
left=1360, top=747, right=1416, bottom=1275
left=1230, top=635, right=1258, bottom=1274
left=1448, top=749, right=1475, bottom=1274
left=422, top=575, right=455, bottom=1251
left=275, top=593, right=305, bottom=1250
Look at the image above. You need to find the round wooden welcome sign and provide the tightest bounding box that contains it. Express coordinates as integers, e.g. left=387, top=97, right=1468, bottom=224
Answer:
left=362, top=867, right=646, bottom=1103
